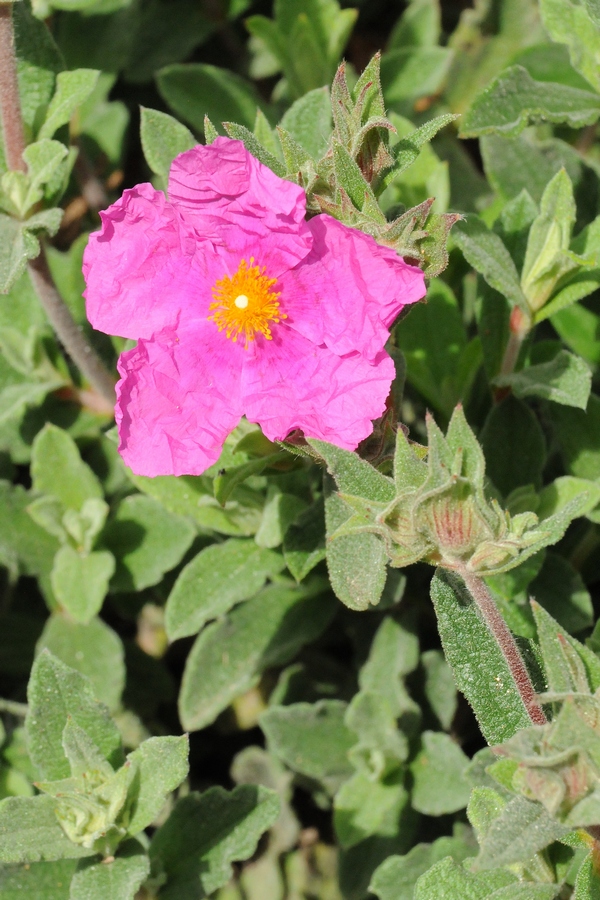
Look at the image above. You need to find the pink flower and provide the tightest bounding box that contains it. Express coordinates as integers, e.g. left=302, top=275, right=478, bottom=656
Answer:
left=83, top=138, right=426, bottom=477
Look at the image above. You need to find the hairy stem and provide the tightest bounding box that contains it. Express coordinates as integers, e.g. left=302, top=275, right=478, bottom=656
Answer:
left=457, top=565, right=547, bottom=727
left=28, top=251, right=116, bottom=408
left=0, top=6, right=116, bottom=408
left=494, top=306, right=531, bottom=403
left=0, top=5, right=25, bottom=172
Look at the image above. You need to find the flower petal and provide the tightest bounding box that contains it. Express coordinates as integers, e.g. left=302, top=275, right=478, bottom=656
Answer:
left=116, top=322, right=244, bottom=476
left=241, top=327, right=396, bottom=450
left=283, top=215, right=426, bottom=361
left=168, top=138, right=309, bottom=242
left=83, top=184, right=199, bottom=340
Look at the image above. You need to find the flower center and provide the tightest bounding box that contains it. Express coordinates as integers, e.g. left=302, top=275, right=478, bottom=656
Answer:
left=208, top=258, right=286, bottom=346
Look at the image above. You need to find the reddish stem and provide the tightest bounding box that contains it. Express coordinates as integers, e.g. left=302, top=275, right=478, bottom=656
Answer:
left=0, top=4, right=26, bottom=172
left=457, top=565, right=547, bottom=727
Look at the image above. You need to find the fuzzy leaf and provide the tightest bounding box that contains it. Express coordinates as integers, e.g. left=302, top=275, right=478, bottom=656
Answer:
left=453, top=216, right=528, bottom=311
left=126, top=736, right=189, bottom=836
left=38, top=69, right=100, bottom=140
left=25, top=651, right=123, bottom=780
left=494, top=350, right=591, bottom=409
left=430, top=570, right=533, bottom=744
left=149, top=785, right=280, bottom=897
left=261, top=700, right=355, bottom=795
left=140, top=107, right=196, bottom=183
left=179, top=582, right=335, bottom=731
left=461, top=66, right=600, bottom=138
left=0, top=795, right=93, bottom=864
left=166, top=538, right=284, bottom=641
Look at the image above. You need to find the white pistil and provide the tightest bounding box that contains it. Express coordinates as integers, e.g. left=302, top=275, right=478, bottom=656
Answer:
left=234, top=294, right=249, bottom=309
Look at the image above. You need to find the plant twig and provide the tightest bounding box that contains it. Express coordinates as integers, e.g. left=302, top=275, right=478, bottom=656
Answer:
left=0, top=5, right=25, bottom=172
left=456, top=564, right=547, bottom=727
left=494, top=306, right=531, bottom=403
left=0, top=5, right=116, bottom=409
left=28, top=250, right=116, bottom=408
left=0, top=697, right=28, bottom=716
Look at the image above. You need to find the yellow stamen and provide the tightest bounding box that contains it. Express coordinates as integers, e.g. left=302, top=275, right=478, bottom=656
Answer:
left=208, top=258, right=286, bottom=346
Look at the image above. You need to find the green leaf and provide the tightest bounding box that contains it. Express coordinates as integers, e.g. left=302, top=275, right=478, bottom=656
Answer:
left=165, top=538, right=284, bottom=641
left=149, top=785, right=279, bottom=898
left=31, top=425, right=103, bottom=511
left=0, top=214, right=43, bottom=294
left=388, top=0, right=441, bottom=49
left=50, top=547, right=115, bottom=624
left=69, top=844, right=150, bottom=900
left=334, top=770, right=409, bottom=849
left=103, top=494, right=195, bottom=593
left=222, top=122, right=286, bottom=178
left=413, top=857, right=524, bottom=900
left=213, top=452, right=287, bottom=506
left=452, top=216, right=528, bottom=312
left=0, top=481, right=58, bottom=577
left=325, top=489, right=387, bottom=611
left=179, top=582, right=335, bottom=731
left=540, top=0, right=600, bottom=93
left=309, top=439, right=395, bottom=503
left=369, top=827, right=477, bottom=900
left=422, top=650, right=458, bottom=730
left=480, top=396, right=546, bottom=496
left=261, top=700, right=355, bottom=795
left=0, top=795, right=93, bottom=864
left=36, top=615, right=125, bottom=713
left=255, top=488, right=307, bottom=550
left=396, top=279, right=474, bottom=418
left=494, top=350, right=591, bottom=409
left=282, top=496, right=326, bottom=581
left=140, top=107, right=196, bottom=183
left=126, top=736, right=189, bottom=836
left=537, top=475, right=600, bottom=521
left=25, top=650, right=123, bottom=780
left=551, top=304, right=600, bottom=365
left=381, top=46, right=454, bottom=107
left=333, top=143, right=373, bottom=210
left=12, top=1, right=62, bottom=146
left=549, top=393, right=600, bottom=479
left=359, top=616, right=420, bottom=713
left=460, top=66, right=600, bottom=138
left=410, top=731, right=471, bottom=816
left=0, top=858, right=78, bottom=899
left=532, top=601, right=600, bottom=693
left=38, top=69, right=100, bottom=140
left=530, top=552, right=593, bottom=633
left=475, top=795, right=569, bottom=869
left=279, top=87, right=331, bottom=158
left=430, top=569, right=533, bottom=745
left=157, top=63, right=269, bottom=134
left=573, top=853, right=600, bottom=900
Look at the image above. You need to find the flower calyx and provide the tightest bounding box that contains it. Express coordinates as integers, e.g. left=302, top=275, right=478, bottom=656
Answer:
left=317, top=405, right=598, bottom=578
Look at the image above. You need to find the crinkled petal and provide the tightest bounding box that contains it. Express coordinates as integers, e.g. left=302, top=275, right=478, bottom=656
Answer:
left=168, top=139, right=310, bottom=251
left=283, top=215, right=426, bottom=361
left=83, top=184, right=199, bottom=340
left=116, top=321, right=244, bottom=476
left=241, top=326, right=396, bottom=449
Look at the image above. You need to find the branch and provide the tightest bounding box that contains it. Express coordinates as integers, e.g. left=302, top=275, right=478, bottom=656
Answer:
left=0, top=5, right=116, bottom=410
left=28, top=250, right=116, bottom=410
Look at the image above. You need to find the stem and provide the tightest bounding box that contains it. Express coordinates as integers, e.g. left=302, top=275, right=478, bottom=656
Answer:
left=0, top=6, right=116, bottom=408
left=0, top=5, right=25, bottom=172
left=0, top=697, right=28, bottom=716
left=494, top=306, right=531, bottom=403
left=29, top=250, right=116, bottom=407
left=457, top=565, right=547, bottom=727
